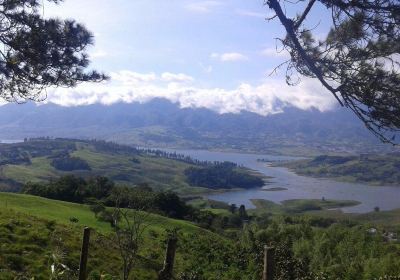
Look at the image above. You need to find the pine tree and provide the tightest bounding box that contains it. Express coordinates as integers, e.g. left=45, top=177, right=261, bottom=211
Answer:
left=265, top=0, right=400, bottom=143
left=0, top=0, right=107, bottom=102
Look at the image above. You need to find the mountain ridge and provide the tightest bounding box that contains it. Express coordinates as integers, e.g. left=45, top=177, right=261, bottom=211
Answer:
left=0, top=99, right=393, bottom=155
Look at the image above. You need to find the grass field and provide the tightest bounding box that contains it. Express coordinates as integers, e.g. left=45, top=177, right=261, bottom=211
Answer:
left=2, top=157, right=56, bottom=183
left=0, top=193, right=204, bottom=235
left=0, top=192, right=227, bottom=279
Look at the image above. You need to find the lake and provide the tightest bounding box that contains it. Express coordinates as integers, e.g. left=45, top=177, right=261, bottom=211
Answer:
left=164, top=149, right=400, bottom=213
left=0, top=139, right=24, bottom=144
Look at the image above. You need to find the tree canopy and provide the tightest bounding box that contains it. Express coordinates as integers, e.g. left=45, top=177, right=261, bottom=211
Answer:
left=265, top=0, right=400, bottom=143
left=0, top=0, right=106, bottom=102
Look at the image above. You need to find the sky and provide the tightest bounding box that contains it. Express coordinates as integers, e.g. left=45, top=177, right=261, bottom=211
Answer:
left=42, top=0, right=337, bottom=115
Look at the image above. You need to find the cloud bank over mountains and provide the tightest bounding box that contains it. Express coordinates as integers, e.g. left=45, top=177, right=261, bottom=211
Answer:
left=43, top=71, right=337, bottom=116
left=35, top=1, right=339, bottom=117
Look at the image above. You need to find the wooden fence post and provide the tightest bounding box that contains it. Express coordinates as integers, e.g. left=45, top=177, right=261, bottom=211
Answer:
left=79, top=227, right=91, bottom=280
left=158, top=237, right=178, bottom=280
left=262, top=245, right=275, bottom=280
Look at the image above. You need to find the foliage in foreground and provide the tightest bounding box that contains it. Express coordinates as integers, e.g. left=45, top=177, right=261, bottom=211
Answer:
left=1, top=190, right=400, bottom=279
left=0, top=0, right=107, bottom=103
left=265, top=0, right=400, bottom=143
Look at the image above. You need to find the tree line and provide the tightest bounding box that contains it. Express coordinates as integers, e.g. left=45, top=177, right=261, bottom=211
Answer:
left=20, top=175, right=251, bottom=229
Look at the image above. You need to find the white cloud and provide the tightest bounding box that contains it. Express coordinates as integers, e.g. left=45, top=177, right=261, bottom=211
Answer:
left=211, top=52, right=248, bottom=62
left=109, top=71, right=194, bottom=86
left=45, top=71, right=337, bottom=115
left=110, top=71, right=157, bottom=85
left=161, top=72, right=194, bottom=82
left=185, top=1, right=222, bottom=13
left=260, top=47, right=290, bottom=59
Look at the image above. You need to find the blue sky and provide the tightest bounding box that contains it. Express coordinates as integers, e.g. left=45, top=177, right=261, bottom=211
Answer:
left=43, top=0, right=336, bottom=114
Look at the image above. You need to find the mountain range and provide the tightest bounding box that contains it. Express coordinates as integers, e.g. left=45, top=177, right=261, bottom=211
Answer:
left=0, top=98, right=394, bottom=155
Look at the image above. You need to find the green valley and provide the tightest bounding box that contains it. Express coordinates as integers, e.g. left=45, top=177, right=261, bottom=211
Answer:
left=0, top=140, right=400, bottom=279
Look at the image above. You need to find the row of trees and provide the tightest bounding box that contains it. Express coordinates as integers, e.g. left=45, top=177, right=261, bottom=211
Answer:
left=22, top=175, right=113, bottom=203
left=21, top=176, right=194, bottom=219
left=140, top=149, right=234, bottom=167
left=21, top=174, right=256, bottom=232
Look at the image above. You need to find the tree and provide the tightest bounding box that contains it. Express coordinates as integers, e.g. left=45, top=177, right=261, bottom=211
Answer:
left=238, top=204, right=248, bottom=220
left=86, top=176, right=114, bottom=199
left=111, top=193, right=152, bottom=280
left=0, top=0, right=106, bottom=102
left=229, top=203, right=237, bottom=214
left=264, top=0, right=400, bottom=143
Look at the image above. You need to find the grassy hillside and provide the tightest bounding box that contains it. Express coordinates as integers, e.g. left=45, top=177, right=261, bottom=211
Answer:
left=0, top=139, right=211, bottom=194
left=0, top=193, right=205, bottom=235
left=0, top=193, right=237, bottom=279
left=1, top=193, right=400, bottom=279
left=0, top=138, right=265, bottom=194
left=280, top=154, right=400, bottom=185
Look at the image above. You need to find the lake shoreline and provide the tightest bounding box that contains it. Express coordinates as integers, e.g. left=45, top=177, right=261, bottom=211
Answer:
left=159, top=148, right=400, bottom=213
left=276, top=164, right=400, bottom=188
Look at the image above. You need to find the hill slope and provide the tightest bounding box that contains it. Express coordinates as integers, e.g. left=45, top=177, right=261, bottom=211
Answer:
left=282, top=154, right=400, bottom=185
left=0, top=138, right=264, bottom=194
left=0, top=138, right=207, bottom=194
left=0, top=193, right=233, bottom=279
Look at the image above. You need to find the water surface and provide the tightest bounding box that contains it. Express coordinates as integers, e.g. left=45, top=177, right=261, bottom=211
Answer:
left=165, top=149, right=400, bottom=213
left=0, top=139, right=24, bottom=144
